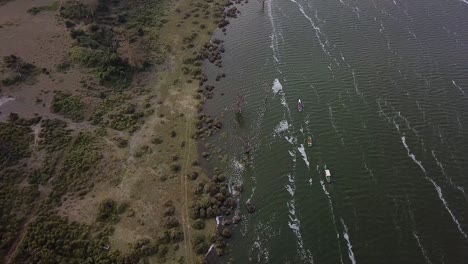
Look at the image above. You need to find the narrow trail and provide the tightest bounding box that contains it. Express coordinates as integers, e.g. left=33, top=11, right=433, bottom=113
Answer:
left=4, top=191, right=44, bottom=264
left=181, top=115, right=194, bottom=264
left=4, top=135, right=78, bottom=263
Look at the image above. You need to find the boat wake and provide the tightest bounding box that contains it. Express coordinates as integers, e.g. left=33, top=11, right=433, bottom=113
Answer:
left=298, top=144, right=310, bottom=169
left=341, top=218, right=357, bottom=264
left=351, top=69, right=361, bottom=96
left=249, top=216, right=279, bottom=263
left=452, top=80, right=466, bottom=96
left=286, top=173, right=314, bottom=263
left=413, top=232, right=433, bottom=264
left=427, top=177, right=468, bottom=241
left=317, top=165, right=345, bottom=264
left=274, top=119, right=290, bottom=134
left=267, top=0, right=283, bottom=65
left=397, top=131, right=468, bottom=242
left=288, top=0, right=331, bottom=58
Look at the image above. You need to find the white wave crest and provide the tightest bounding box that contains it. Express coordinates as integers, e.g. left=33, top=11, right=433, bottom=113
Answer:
left=267, top=0, right=280, bottom=63
left=298, top=144, right=310, bottom=169
left=318, top=177, right=344, bottom=264
left=351, top=69, right=360, bottom=96
left=275, top=120, right=289, bottom=133
left=413, top=232, right=433, bottom=264
left=272, top=78, right=283, bottom=94
left=341, top=219, right=357, bottom=264
left=427, top=177, right=468, bottom=241
left=397, top=127, right=467, bottom=241
left=401, top=136, right=426, bottom=174
left=288, top=0, right=330, bottom=57
left=452, top=80, right=466, bottom=96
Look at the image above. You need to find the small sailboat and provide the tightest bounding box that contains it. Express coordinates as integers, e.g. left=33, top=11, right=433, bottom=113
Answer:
left=298, top=99, right=304, bottom=112
left=324, top=164, right=331, bottom=183
left=307, top=136, right=312, bottom=147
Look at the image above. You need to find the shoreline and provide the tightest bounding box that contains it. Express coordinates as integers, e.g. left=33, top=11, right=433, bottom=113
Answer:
left=0, top=0, right=239, bottom=262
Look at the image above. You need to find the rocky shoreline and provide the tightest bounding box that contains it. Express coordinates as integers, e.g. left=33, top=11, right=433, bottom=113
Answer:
left=190, top=0, right=259, bottom=262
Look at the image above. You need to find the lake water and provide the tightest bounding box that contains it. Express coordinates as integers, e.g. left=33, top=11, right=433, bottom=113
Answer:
left=203, top=0, right=468, bottom=262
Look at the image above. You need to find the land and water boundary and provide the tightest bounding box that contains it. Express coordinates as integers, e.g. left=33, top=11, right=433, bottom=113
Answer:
left=0, top=0, right=249, bottom=262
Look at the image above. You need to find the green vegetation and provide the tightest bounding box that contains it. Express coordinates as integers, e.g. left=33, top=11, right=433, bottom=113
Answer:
left=59, top=1, right=92, bottom=21
left=13, top=213, right=152, bottom=263
left=91, top=96, right=145, bottom=132
left=70, top=46, right=133, bottom=89
left=0, top=168, right=39, bottom=259
left=50, top=133, right=101, bottom=202
left=60, top=0, right=167, bottom=89
left=0, top=121, right=33, bottom=166
left=51, top=91, right=85, bottom=122
left=97, top=199, right=127, bottom=223
left=38, top=119, right=72, bottom=153
left=192, top=234, right=210, bottom=254
left=192, top=219, right=205, bottom=230
left=1, top=55, right=38, bottom=86
left=27, top=1, right=59, bottom=15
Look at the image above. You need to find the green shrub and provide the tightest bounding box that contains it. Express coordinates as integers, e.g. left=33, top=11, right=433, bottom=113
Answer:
left=27, top=2, right=58, bottom=15
left=51, top=91, right=85, bottom=122
left=59, top=1, right=92, bottom=21
left=192, top=219, right=205, bottom=230
left=192, top=234, right=209, bottom=254
left=70, top=47, right=133, bottom=88
left=1, top=55, right=38, bottom=86
left=0, top=122, right=33, bottom=166
left=97, top=199, right=127, bottom=223
left=38, top=119, right=72, bottom=153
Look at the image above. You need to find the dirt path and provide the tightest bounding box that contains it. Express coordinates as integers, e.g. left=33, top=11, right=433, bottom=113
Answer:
left=180, top=115, right=195, bottom=264
left=4, top=191, right=43, bottom=264
left=4, top=135, right=78, bottom=264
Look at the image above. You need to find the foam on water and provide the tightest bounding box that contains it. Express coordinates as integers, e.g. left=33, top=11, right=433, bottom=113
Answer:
left=287, top=202, right=314, bottom=263
left=318, top=178, right=345, bottom=264
left=401, top=136, right=426, bottom=174
left=413, top=232, right=433, bottom=264
left=288, top=0, right=330, bottom=57
left=341, top=219, right=357, bottom=264
left=364, top=163, right=375, bottom=179
left=285, top=170, right=314, bottom=263
left=397, top=130, right=468, bottom=241
left=298, top=144, right=310, bottom=169
left=275, top=120, right=289, bottom=134
left=272, top=78, right=283, bottom=94
left=452, top=80, right=466, bottom=96
left=427, top=177, right=468, bottom=241
left=267, top=0, right=280, bottom=63
left=351, top=69, right=361, bottom=96
left=272, top=79, right=292, bottom=116
left=397, top=112, right=425, bottom=152
left=431, top=150, right=450, bottom=183
left=285, top=135, right=296, bottom=145
left=252, top=238, right=270, bottom=262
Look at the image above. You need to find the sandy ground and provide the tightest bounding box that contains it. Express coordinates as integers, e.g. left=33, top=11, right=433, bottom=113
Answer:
left=0, top=0, right=96, bottom=121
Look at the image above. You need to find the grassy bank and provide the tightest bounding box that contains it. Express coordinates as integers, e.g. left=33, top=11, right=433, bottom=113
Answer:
left=0, top=0, right=237, bottom=262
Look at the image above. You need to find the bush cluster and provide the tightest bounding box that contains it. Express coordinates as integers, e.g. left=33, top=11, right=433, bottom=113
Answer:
left=51, top=91, right=85, bottom=122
